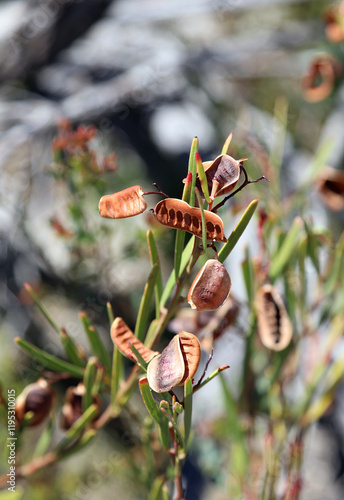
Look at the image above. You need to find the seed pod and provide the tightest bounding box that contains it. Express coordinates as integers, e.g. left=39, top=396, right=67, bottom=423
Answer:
left=110, top=317, right=158, bottom=363
left=61, top=383, right=101, bottom=430
left=197, top=154, right=242, bottom=199
left=147, top=332, right=201, bottom=393
left=16, top=378, right=55, bottom=427
left=99, top=185, right=147, bottom=219
left=316, top=166, right=344, bottom=212
left=302, top=55, right=341, bottom=103
left=256, top=284, right=292, bottom=351
left=154, top=199, right=227, bottom=242
left=188, top=259, right=231, bottom=311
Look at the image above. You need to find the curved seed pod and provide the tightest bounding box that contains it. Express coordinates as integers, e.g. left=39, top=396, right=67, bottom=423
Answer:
left=302, top=56, right=341, bottom=103
left=154, top=199, right=227, bottom=242
left=111, top=317, right=158, bottom=363
left=147, top=335, right=185, bottom=393
left=99, top=185, right=147, bottom=219
left=147, top=332, right=201, bottom=393
left=188, top=259, right=231, bottom=311
left=256, top=284, right=292, bottom=351
left=178, top=331, right=201, bottom=385
left=198, top=154, right=241, bottom=199
left=16, top=378, right=55, bottom=427
left=316, top=166, right=344, bottom=211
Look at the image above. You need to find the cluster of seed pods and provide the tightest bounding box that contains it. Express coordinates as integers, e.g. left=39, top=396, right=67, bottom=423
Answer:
left=111, top=318, right=201, bottom=393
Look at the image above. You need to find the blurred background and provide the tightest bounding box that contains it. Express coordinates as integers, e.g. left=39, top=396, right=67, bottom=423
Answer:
left=1, top=0, right=344, bottom=499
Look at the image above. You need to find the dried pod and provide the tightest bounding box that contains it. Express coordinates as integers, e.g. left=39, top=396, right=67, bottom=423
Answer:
left=316, top=166, right=344, bottom=211
left=302, top=55, right=341, bottom=103
left=147, top=332, right=200, bottom=393
left=61, top=383, right=101, bottom=430
left=188, top=259, right=231, bottom=311
left=256, top=284, right=292, bottom=351
left=16, top=378, right=55, bottom=427
left=154, top=199, right=227, bottom=242
left=198, top=154, right=242, bottom=199
left=99, top=185, right=147, bottom=219
left=111, top=317, right=158, bottom=363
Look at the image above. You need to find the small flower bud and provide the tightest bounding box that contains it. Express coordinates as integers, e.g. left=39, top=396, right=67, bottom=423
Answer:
left=16, top=378, right=54, bottom=427
left=188, top=259, right=231, bottom=311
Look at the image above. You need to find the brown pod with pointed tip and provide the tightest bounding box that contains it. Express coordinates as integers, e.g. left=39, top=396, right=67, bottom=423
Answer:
left=256, top=284, right=292, bottom=351
left=154, top=199, right=227, bottom=242
left=111, top=317, right=158, bottom=363
left=16, top=378, right=55, bottom=427
left=188, top=259, right=231, bottom=311
left=99, top=185, right=147, bottom=219
left=147, top=332, right=201, bottom=393
left=199, top=154, right=242, bottom=199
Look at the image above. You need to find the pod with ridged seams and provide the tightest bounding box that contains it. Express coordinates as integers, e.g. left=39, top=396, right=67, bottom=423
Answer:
left=154, top=198, right=227, bottom=242
left=256, top=284, right=293, bottom=351
left=110, top=317, right=158, bottom=363
left=99, top=185, right=147, bottom=219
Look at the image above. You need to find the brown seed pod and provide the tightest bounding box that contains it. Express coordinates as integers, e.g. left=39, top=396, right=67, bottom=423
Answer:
left=198, top=154, right=242, bottom=199
left=110, top=317, right=159, bottom=363
left=154, top=199, right=227, bottom=242
left=316, top=166, right=344, bottom=212
left=147, top=332, right=201, bottom=393
left=256, top=284, right=292, bottom=351
left=99, top=185, right=147, bottom=219
left=16, top=378, right=55, bottom=427
left=61, top=383, right=101, bottom=430
left=188, top=259, right=231, bottom=311
left=302, top=55, right=341, bottom=103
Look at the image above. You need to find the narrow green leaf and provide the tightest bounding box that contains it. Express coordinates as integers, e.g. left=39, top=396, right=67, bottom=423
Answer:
left=130, top=343, right=148, bottom=370
left=324, top=232, right=344, bottom=295
left=139, top=378, right=163, bottom=425
left=147, top=229, right=163, bottom=316
left=269, top=217, right=304, bottom=281
left=58, top=429, right=97, bottom=458
left=56, top=404, right=98, bottom=452
left=183, top=378, right=193, bottom=451
left=139, top=378, right=170, bottom=450
left=111, top=345, right=123, bottom=408
left=196, top=152, right=211, bottom=203
left=106, top=302, right=115, bottom=325
left=24, top=283, right=60, bottom=333
left=241, top=247, right=254, bottom=304
left=60, top=328, right=86, bottom=367
left=174, top=230, right=186, bottom=282
left=188, top=137, right=199, bottom=207
left=144, top=319, right=159, bottom=348
left=79, top=312, right=112, bottom=375
left=33, top=416, right=54, bottom=458
left=135, top=263, right=160, bottom=341
left=82, top=357, right=97, bottom=413
left=149, top=476, right=166, bottom=500
left=218, top=200, right=258, bottom=264
left=160, top=236, right=195, bottom=308
left=15, top=337, right=84, bottom=378
left=221, top=132, right=233, bottom=155
left=193, top=365, right=230, bottom=393
left=195, top=188, right=207, bottom=253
